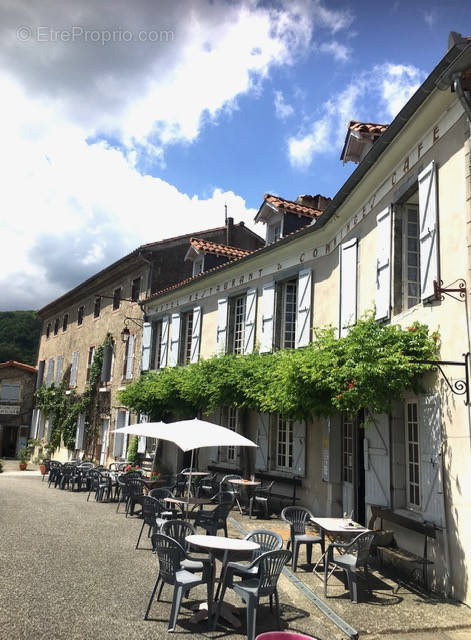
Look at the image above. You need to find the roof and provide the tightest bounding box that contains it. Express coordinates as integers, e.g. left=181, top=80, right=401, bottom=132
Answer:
left=340, top=120, right=389, bottom=162
left=0, top=360, right=37, bottom=374
left=262, top=194, right=324, bottom=219
left=188, top=238, right=251, bottom=259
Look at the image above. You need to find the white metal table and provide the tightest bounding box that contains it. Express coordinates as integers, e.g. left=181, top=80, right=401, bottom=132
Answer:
left=185, top=534, right=259, bottom=627
left=228, top=478, right=261, bottom=514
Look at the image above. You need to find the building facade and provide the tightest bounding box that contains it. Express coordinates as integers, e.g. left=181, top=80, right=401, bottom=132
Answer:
left=0, top=361, right=37, bottom=458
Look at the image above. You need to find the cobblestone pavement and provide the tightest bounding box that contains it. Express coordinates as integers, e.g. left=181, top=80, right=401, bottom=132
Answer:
left=1, top=470, right=471, bottom=640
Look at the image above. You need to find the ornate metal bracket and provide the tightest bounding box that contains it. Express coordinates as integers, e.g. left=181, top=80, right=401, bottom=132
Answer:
left=433, top=278, right=466, bottom=302
left=416, top=353, right=470, bottom=405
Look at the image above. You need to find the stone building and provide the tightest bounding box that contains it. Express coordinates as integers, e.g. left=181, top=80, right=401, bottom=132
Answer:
left=0, top=361, right=37, bottom=458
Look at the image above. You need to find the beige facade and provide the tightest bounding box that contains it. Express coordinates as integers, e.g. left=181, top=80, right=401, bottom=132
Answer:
left=143, top=39, right=471, bottom=603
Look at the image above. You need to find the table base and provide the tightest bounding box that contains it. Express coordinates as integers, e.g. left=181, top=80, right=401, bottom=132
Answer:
left=189, top=601, right=241, bottom=628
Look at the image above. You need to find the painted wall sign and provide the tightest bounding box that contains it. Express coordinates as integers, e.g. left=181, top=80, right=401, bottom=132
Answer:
left=0, top=406, right=20, bottom=415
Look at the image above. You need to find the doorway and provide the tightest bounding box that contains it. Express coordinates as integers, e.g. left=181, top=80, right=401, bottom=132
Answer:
left=2, top=426, right=18, bottom=457
left=341, top=412, right=366, bottom=524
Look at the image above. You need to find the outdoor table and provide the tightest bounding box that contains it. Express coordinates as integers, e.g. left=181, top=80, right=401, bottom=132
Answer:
left=164, top=496, right=213, bottom=515
left=185, top=534, right=260, bottom=627
left=309, top=517, right=370, bottom=578
left=228, top=478, right=261, bottom=513
left=182, top=471, right=209, bottom=497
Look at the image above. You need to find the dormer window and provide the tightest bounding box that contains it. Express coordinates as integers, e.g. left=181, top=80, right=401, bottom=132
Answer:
left=193, top=258, right=204, bottom=276
left=268, top=222, right=282, bottom=244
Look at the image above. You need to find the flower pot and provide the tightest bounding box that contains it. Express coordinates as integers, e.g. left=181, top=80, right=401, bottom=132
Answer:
left=39, top=464, right=47, bottom=475
left=19, top=463, right=27, bottom=471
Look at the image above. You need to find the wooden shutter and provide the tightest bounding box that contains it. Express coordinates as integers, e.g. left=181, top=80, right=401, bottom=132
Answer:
left=141, top=322, right=152, bottom=371
left=125, top=334, right=135, bottom=379
left=38, top=413, right=46, bottom=439
left=418, top=161, right=439, bottom=301
left=137, top=436, right=146, bottom=454
left=419, top=394, right=444, bottom=526
left=243, top=288, right=257, bottom=354
left=296, top=269, right=312, bottom=348
left=339, top=238, right=358, bottom=337
left=190, top=306, right=202, bottom=363
left=101, top=344, right=113, bottom=382
left=160, top=316, right=169, bottom=368
left=70, top=351, right=79, bottom=387
left=168, top=312, right=181, bottom=367
left=255, top=413, right=270, bottom=471
left=75, top=413, right=85, bottom=450
left=54, top=356, right=63, bottom=386
left=113, top=410, right=126, bottom=457
left=36, top=360, right=45, bottom=389
left=364, top=413, right=391, bottom=507
left=260, top=282, right=275, bottom=353
left=375, top=207, right=392, bottom=321
left=31, top=409, right=39, bottom=439
left=45, top=358, right=55, bottom=387
left=216, top=297, right=228, bottom=354
left=293, top=421, right=306, bottom=476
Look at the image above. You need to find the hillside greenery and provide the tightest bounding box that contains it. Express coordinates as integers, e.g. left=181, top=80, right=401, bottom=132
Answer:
left=0, top=311, right=41, bottom=365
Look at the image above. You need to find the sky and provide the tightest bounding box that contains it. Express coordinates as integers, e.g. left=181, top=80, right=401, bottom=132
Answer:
left=1, top=0, right=471, bottom=311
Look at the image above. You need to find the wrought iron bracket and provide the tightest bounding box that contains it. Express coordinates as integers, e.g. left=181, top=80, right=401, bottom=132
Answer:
left=433, top=278, right=466, bottom=302
left=415, top=353, right=470, bottom=405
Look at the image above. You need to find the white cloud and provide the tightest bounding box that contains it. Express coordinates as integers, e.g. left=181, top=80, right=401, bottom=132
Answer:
left=274, top=90, right=295, bottom=120
left=319, top=40, right=351, bottom=62
left=287, top=62, right=425, bottom=170
left=424, top=9, right=437, bottom=28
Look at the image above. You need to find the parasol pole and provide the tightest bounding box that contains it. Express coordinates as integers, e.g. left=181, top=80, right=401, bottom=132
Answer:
left=186, top=449, right=195, bottom=519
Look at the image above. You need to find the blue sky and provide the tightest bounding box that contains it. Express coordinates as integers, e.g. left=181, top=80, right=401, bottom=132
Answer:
left=0, top=0, right=470, bottom=310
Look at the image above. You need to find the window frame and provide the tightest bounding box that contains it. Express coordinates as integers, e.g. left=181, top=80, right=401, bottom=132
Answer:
left=113, top=287, right=121, bottom=311
left=342, top=413, right=354, bottom=484
left=181, top=310, right=194, bottom=365
left=0, top=382, right=20, bottom=403
left=77, top=306, right=84, bottom=326
left=62, top=313, right=68, bottom=332
left=231, top=294, right=246, bottom=355
left=402, top=204, right=421, bottom=310
left=280, top=280, right=297, bottom=349
left=93, top=296, right=101, bottom=319
left=405, top=399, right=421, bottom=510
left=131, top=277, right=141, bottom=303
left=275, top=415, right=294, bottom=472
left=53, top=317, right=60, bottom=336
left=46, top=323, right=51, bottom=339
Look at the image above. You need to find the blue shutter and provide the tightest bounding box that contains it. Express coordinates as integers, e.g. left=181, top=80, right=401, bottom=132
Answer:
left=141, top=322, right=152, bottom=371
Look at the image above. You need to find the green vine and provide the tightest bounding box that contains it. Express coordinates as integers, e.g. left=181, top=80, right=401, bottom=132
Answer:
left=118, top=313, right=439, bottom=422
left=35, top=333, right=113, bottom=452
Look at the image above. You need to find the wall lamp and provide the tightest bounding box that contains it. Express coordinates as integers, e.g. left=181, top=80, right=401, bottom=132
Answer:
left=120, top=316, right=147, bottom=342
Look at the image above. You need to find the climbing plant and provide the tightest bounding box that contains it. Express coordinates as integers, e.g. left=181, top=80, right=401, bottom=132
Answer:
left=118, top=313, right=439, bottom=421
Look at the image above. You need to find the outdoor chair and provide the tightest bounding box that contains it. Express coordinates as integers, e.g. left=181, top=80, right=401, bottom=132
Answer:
left=249, top=481, right=275, bottom=519
left=220, top=474, right=243, bottom=513
left=87, top=470, right=112, bottom=502
left=161, top=519, right=209, bottom=573
left=136, top=496, right=171, bottom=549
left=47, top=461, right=63, bottom=488
left=193, top=495, right=234, bottom=536
left=115, top=471, right=142, bottom=512
left=281, top=506, right=324, bottom=572
left=144, top=533, right=213, bottom=632
left=213, top=548, right=291, bottom=640
left=125, top=477, right=146, bottom=517
left=148, top=488, right=183, bottom=519
left=324, top=531, right=375, bottom=603
left=197, top=473, right=219, bottom=499
left=59, top=464, right=76, bottom=490
left=212, top=490, right=235, bottom=505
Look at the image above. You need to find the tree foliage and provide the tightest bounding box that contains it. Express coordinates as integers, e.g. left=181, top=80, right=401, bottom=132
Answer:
left=119, top=314, right=439, bottom=421
left=0, top=311, right=41, bottom=365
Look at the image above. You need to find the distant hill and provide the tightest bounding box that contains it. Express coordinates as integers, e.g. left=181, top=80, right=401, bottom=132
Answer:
left=0, top=311, right=41, bottom=366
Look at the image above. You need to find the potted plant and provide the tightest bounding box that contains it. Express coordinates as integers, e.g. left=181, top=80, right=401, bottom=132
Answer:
left=18, top=446, right=30, bottom=471
left=31, top=438, right=54, bottom=475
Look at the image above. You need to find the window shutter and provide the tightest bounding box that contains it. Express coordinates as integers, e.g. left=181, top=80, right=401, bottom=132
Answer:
left=101, top=344, right=113, bottom=382
left=190, top=306, right=202, bottom=363
left=255, top=413, right=270, bottom=471
left=339, top=238, right=358, bottom=337
left=31, top=409, right=39, bottom=438
left=293, top=421, right=306, bottom=476
left=375, top=207, right=392, bottom=321
left=38, top=413, right=46, bottom=439
left=216, top=297, right=228, bottom=354
left=122, top=411, right=129, bottom=458
left=364, top=413, right=391, bottom=507
left=260, top=282, right=275, bottom=353
left=419, top=394, right=444, bottom=526
left=141, top=322, right=152, bottom=371
left=75, top=413, right=85, bottom=450
left=137, top=436, right=146, bottom=454
left=45, top=358, right=55, bottom=387
left=54, top=356, right=63, bottom=386
left=160, top=316, right=169, bottom=368
left=168, top=312, right=181, bottom=367
left=36, top=360, right=45, bottom=389
left=125, top=334, right=135, bottom=379
left=113, top=411, right=126, bottom=457
left=296, top=269, right=312, bottom=348
left=70, top=351, right=79, bottom=387
left=243, top=288, right=257, bottom=354
left=418, top=161, right=439, bottom=301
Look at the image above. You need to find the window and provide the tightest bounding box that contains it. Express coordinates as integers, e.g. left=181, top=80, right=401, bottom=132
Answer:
left=342, top=413, right=354, bottom=484
left=123, top=334, right=135, bottom=379
left=46, top=323, right=51, bottom=339
left=62, top=314, right=68, bottom=332
left=267, top=218, right=283, bottom=244
left=94, top=297, right=101, bottom=318
left=280, top=281, right=297, bottom=349
left=131, top=277, right=141, bottom=302
left=193, top=259, right=204, bottom=276
left=150, top=320, right=163, bottom=370
left=113, top=287, right=121, bottom=311
left=403, top=206, right=420, bottom=309
left=220, top=407, right=239, bottom=463
left=405, top=400, right=420, bottom=508
left=70, top=351, right=79, bottom=387
left=276, top=415, right=294, bottom=471
left=77, top=306, right=84, bottom=326
left=231, top=295, right=246, bottom=354
left=181, top=310, right=194, bottom=365
left=0, top=382, right=20, bottom=402
left=54, top=317, right=60, bottom=336
left=86, top=346, right=95, bottom=382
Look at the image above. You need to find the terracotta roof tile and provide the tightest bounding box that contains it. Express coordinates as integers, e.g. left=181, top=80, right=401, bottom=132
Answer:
left=0, top=360, right=37, bottom=373
left=347, top=120, right=389, bottom=136
left=189, top=238, right=251, bottom=259
left=264, top=194, right=323, bottom=219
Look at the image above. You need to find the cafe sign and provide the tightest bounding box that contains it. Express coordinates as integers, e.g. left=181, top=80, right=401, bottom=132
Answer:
left=0, top=406, right=20, bottom=415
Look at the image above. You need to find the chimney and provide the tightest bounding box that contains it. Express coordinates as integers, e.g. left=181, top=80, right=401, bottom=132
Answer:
left=226, top=216, right=234, bottom=245
left=295, top=194, right=331, bottom=211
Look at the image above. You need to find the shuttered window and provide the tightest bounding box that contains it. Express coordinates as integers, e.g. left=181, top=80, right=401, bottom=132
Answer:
left=168, top=313, right=181, bottom=367
left=54, top=355, right=63, bottom=386
left=232, top=295, right=246, bottom=354
left=86, top=347, right=95, bottom=382
left=339, top=238, right=358, bottom=337
left=1, top=383, right=20, bottom=402
left=243, top=289, right=257, bottom=355
left=182, top=310, right=194, bottom=365
left=403, top=206, right=421, bottom=309
left=45, top=358, right=55, bottom=387
left=190, top=306, right=202, bottom=364
left=141, top=322, right=152, bottom=371
left=160, top=316, right=169, bottom=368
left=405, top=400, right=421, bottom=508
left=375, top=207, right=392, bottom=321
left=70, top=351, right=79, bottom=388
left=281, top=281, right=297, bottom=348
left=418, top=161, right=439, bottom=301
left=260, top=282, right=275, bottom=353
left=124, top=334, right=135, bottom=379
left=276, top=415, right=294, bottom=471
left=295, top=269, right=312, bottom=348
left=216, top=298, right=228, bottom=354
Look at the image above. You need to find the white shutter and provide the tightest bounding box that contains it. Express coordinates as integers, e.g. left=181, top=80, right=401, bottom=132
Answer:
left=190, top=306, right=202, bottom=363
left=37, top=413, right=46, bottom=439
left=364, top=413, right=391, bottom=506
left=419, top=394, right=444, bottom=526
left=70, top=351, right=79, bottom=387
left=113, top=410, right=126, bottom=457
left=296, top=269, right=312, bottom=348
left=216, top=297, right=228, bottom=354
left=30, top=409, right=39, bottom=438
left=339, top=238, right=358, bottom=337
left=54, top=356, right=63, bottom=386
left=243, top=288, right=257, bottom=354
left=375, top=207, right=392, bottom=321
left=141, top=322, right=152, bottom=371
left=260, top=282, right=275, bottom=353
left=45, top=358, right=55, bottom=387
left=418, top=161, right=439, bottom=301
left=137, top=436, right=146, bottom=454
left=122, top=411, right=129, bottom=458
left=255, top=413, right=270, bottom=471
left=160, top=316, right=169, bottom=368
left=168, top=312, right=181, bottom=367
left=125, top=334, right=135, bottom=379
left=75, top=413, right=85, bottom=450
left=293, top=421, right=306, bottom=476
